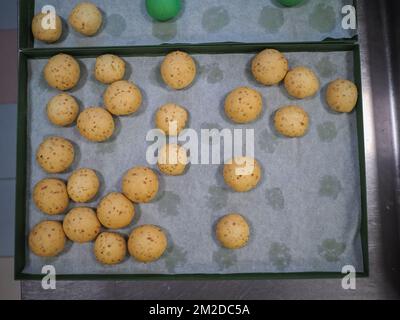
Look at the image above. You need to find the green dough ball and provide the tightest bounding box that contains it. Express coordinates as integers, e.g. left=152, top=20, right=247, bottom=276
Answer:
left=277, top=0, right=304, bottom=7
left=146, top=0, right=182, bottom=22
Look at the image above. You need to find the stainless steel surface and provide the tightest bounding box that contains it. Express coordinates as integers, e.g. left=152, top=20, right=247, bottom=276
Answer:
left=21, top=0, right=400, bottom=299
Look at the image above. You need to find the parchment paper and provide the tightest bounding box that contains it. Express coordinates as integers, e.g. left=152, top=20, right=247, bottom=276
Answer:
left=34, top=0, right=356, bottom=48
left=24, top=50, right=363, bottom=275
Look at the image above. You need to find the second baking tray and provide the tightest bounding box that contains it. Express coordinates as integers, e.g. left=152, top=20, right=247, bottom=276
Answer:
left=15, top=42, right=368, bottom=280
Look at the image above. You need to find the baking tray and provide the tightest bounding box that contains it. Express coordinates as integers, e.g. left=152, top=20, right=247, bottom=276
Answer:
left=19, top=0, right=357, bottom=49
left=15, top=42, right=368, bottom=280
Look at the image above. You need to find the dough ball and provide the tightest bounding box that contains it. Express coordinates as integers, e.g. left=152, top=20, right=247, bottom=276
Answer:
left=128, top=225, right=167, bottom=263
left=77, top=107, right=115, bottom=142
left=47, top=93, right=80, bottom=127
left=97, top=192, right=135, bottom=229
left=67, top=168, right=100, bottom=203
left=36, top=136, right=75, bottom=173
left=284, top=66, right=320, bottom=99
left=33, top=178, right=69, bottom=215
left=157, top=144, right=188, bottom=176
left=95, top=54, right=126, bottom=84
left=63, top=207, right=101, bottom=243
left=274, top=105, right=309, bottom=138
left=161, top=51, right=196, bottom=90
left=94, top=232, right=127, bottom=265
left=155, top=103, right=188, bottom=136
left=216, top=214, right=250, bottom=249
left=252, top=49, right=288, bottom=85
left=122, top=167, right=159, bottom=203
left=223, top=157, right=262, bottom=192
left=224, top=87, right=263, bottom=123
left=32, top=12, right=62, bottom=43
left=104, top=80, right=142, bottom=116
left=29, top=221, right=66, bottom=257
left=68, top=2, right=103, bottom=36
left=326, top=79, right=358, bottom=113
left=44, top=54, right=81, bottom=91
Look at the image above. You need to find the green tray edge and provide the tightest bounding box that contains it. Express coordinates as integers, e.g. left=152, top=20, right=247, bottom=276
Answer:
left=15, top=41, right=369, bottom=281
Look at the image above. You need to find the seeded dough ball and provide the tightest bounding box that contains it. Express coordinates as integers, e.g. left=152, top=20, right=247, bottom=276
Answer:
left=29, top=221, right=66, bottom=257
left=155, top=103, right=188, bottom=136
left=104, top=80, right=142, bottom=116
left=36, top=136, right=75, bottom=173
left=284, top=66, right=320, bottom=99
left=32, top=12, right=62, bottom=43
left=33, top=178, right=69, bottom=215
left=274, top=105, right=309, bottom=138
left=47, top=93, right=79, bottom=127
left=326, top=79, right=358, bottom=113
left=223, top=157, right=262, bottom=192
left=252, top=49, right=288, bottom=85
left=77, top=107, right=115, bottom=142
left=128, top=225, right=167, bottom=263
left=157, top=144, right=188, bottom=176
left=94, top=232, right=127, bottom=265
left=216, top=214, right=250, bottom=249
left=122, top=167, right=159, bottom=203
left=95, top=54, right=126, bottom=84
left=161, top=51, right=196, bottom=90
left=67, top=168, right=100, bottom=203
left=224, top=87, right=263, bottom=124
left=68, top=2, right=103, bottom=36
left=63, top=207, right=101, bottom=243
left=97, top=193, right=135, bottom=229
left=44, top=54, right=81, bottom=91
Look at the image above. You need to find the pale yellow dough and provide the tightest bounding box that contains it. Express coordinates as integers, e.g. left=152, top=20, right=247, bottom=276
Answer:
left=32, top=12, right=62, bottom=43
left=223, top=157, right=262, bottom=192
left=128, top=225, right=168, bottom=263
left=161, top=51, right=196, bottom=90
left=67, top=168, right=100, bottom=203
left=97, top=192, right=135, bottom=229
left=36, top=136, right=75, bottom=173
left=122, top=167, right=159, bottom=203
left=63, top=207, right=101, bottom=243
left=33, top=178, right=69, bottom=215
left=44, top=54, right=80, bottom=91
left=252, top=49, right=288, bottom=86
left=29, top=221, right=66, bottom=257
left=94, top=232, right=127, bottom=265
left=216, top=213, right=250, bottom=249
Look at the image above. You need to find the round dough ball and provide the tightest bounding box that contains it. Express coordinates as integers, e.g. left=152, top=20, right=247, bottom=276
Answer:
left=284, top=66, right=320, bottom=99
left=128, top=225, right=167, bottom=263
left=161, top=51, right=196, bottom=90
left=36, top=136, right=75, bottom=173
left=29, top=221, right=66, bottom=257
left=122, top=167, right=159, bottom=203
left=155, top=103, right=188, bottom=136
left=326, top=79, right=358, bottom=113
left=223, top=157, right=262, bottom=192
left=32, top=12, right=62, bottom=43
left=274, top=105, right=309, bottom=138
left=67, top=168, right=100, bottom=203
left=252, top=49, right=289, bottom=85
left=94, top=232, right=127, bottom=265
left=33, top=178, right=69, bottom=215
left=216, top=214, right=250, bottom=249
left=68, top=2, right=103, bottom=36
left=104, top=80, right=142, bottom=116
left=63, top=207, right=101, bottom=243
left=77, top=107, right=115, bottom=142
left=95, top=54, right=126, bottom=84
left=146, top=0, right=182, bottom=22
left=157, top=144, right=188, bottom=176
left=97, top=193, right=135, bottom=229
left=224, top=87, right=263, bottom=123
left=47, top=93, right=80, bottom=127
left=44, top=54, right=80, bottom=91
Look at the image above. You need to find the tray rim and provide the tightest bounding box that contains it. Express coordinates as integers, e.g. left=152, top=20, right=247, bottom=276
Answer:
left=14, top=42, right=369, bottom=281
